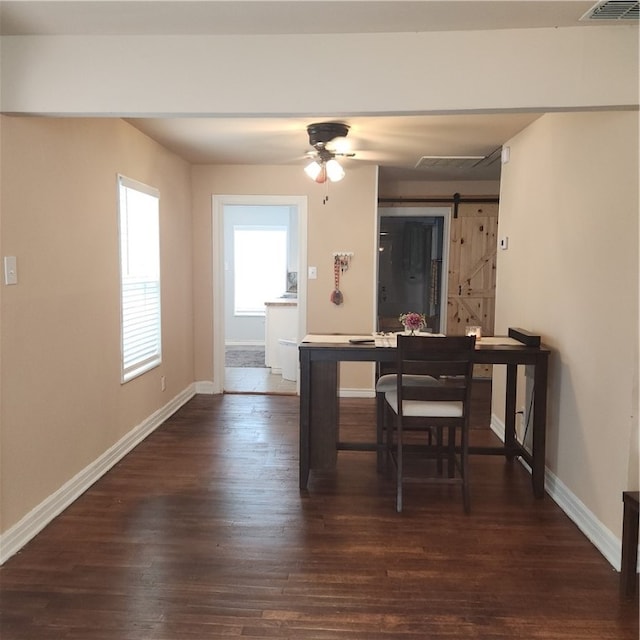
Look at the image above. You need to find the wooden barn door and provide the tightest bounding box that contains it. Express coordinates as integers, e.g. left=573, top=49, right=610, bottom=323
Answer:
left=447, top=202, right=499, bottom=376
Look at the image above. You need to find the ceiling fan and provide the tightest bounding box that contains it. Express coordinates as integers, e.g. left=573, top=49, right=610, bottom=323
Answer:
left=304, top=122, right=355, bottom=183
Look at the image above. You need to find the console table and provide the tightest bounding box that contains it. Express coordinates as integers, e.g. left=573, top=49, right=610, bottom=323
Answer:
left=299, top=333, right=550, bottom=498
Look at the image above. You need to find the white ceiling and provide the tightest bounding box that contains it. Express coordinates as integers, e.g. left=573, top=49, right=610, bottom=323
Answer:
left=123, top=113, right=543, bottom=182
left=1, top=0, right=631, bottom=183
left=0, top=1, right=611, bottom=36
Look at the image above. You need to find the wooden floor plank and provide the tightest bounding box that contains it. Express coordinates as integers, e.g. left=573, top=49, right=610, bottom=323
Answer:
left=1, top=385, right=637, bottom=639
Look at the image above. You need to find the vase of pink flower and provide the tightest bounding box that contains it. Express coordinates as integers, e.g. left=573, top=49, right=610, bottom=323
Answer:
left=398, top=312, right=426, bottom=335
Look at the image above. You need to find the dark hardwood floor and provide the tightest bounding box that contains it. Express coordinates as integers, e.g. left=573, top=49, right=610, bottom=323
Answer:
left=1, top=382, right=637, bottom=639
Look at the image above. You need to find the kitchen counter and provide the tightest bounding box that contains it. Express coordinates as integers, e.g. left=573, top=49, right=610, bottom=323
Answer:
left=265, top=299, right=298, bottom=371
left=265, top=299, right=297, bottom=306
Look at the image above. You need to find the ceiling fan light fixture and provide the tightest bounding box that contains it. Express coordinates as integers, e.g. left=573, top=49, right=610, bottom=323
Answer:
left=304, top=122, right=350, bottom=184
left=307, top=122, right=350, bottom=148
left=331, top=136, right=351, bottom=155
left=304, top=160, right=323, bottom=180
left=325, top=158, right=345, bottom=182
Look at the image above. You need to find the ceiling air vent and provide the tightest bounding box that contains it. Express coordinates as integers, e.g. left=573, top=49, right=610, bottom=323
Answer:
left=581, top=1, right=639, bottom=20
left=415, top=156, right=485, bottom=170
left=415, top=147, right=502, bottom=171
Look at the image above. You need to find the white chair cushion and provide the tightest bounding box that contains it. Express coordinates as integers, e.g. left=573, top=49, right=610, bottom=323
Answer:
left=385, top=390, right=464, bottom=417
left=375, top=374, right=439, bottom=393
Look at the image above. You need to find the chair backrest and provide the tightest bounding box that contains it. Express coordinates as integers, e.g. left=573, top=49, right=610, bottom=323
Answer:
left=395, top=335, right=476, bottom=421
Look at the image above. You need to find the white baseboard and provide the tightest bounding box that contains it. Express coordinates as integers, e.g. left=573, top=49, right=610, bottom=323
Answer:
left=225, top=341, right=265, bottom=347
left=544, top=468, right=622, bottom=570
left=0, top=384, right=197, bottom=565
left=490, top=414, right=506, bottom=442
left=339, top=388, right=376, bottom=398
left=195, top=380, right=216, bottom=394
left=490, top=414, right=621, bottom=571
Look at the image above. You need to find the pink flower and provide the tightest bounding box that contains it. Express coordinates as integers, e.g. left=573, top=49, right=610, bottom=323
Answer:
left=399, top=312, right=426, bottom=331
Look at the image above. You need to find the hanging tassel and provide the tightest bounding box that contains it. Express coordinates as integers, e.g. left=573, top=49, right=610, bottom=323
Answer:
left=323, top=179, right=329, bottom=205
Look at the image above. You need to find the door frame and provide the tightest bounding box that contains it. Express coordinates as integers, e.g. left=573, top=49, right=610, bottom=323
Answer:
left=376, top=206, right=451, bottom=334
left=212, top=194, right=308, bottom=394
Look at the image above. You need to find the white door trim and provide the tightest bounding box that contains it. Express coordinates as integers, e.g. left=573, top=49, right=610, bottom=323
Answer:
left=211, top=195, right=308, bottom=394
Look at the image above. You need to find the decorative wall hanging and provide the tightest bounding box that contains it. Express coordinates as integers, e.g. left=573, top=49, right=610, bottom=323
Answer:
left=330, top=252, right=353, bottom=305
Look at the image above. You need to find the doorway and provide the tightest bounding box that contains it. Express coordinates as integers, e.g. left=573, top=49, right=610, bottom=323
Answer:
left=212, top=195, right=308, bottom=394
left=377, top=207, right=450, bottom=333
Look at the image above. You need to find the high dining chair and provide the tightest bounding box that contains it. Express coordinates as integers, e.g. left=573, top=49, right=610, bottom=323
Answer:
left=375, top=361, right=439, bottom=471
left=383, top=334, right=476, bottom=513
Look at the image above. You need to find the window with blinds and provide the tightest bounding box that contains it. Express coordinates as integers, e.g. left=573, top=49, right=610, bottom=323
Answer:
left=118, top=175, right=161, bottom=383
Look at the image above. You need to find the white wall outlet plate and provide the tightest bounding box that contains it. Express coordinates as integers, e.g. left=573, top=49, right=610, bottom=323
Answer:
left=4, top=256, right=18, bottom=285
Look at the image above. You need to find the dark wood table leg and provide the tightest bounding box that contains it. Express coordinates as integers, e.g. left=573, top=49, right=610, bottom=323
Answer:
left=299, top=354, right=340, bottom=489
left=504, top=363, right=517, bottom=460
left=309, top=360, right=339, bottom=470
left=621, top=491, right=639, bottom=597
left=299, top=350, right=311, bottom=489
left=531, top=356, right=548, bottom=499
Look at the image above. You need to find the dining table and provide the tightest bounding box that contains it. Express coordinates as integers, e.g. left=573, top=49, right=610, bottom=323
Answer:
left=298, top=328, right=551, bottom=498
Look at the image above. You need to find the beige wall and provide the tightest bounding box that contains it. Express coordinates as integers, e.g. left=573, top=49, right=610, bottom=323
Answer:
left=2, top=27, right=636, bottom=115
left=379, top=179, right=500, bottom=200
left=0, top=116, right=194, bottom=534
left=495, top=110, right=639, bottom=539
left=191, top=164, right=379, bottom=392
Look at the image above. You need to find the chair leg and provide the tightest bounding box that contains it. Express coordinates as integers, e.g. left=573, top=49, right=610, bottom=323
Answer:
left=461, top=428, right=470, bottom=514
left=448, top=426, right=456, bottom=478
left=436, top=428, right=444, bottom=476
left=386, top=405, right=394, bottom=459
left=376, top=392, right=384, bottom=472
left=396, top=418, right=403, bottom=513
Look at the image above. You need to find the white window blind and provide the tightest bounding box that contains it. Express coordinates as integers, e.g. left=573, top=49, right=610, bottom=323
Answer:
left=118, top=175, right=161, bottom=383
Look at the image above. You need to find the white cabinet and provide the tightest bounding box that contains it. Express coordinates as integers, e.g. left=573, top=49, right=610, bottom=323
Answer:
left=264, top=300, right=297, bottom=371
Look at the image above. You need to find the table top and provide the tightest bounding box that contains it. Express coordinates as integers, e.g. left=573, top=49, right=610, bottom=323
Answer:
left=299, top=334, right=550, bottom=366
left=301, top=333, right=549, bottom=351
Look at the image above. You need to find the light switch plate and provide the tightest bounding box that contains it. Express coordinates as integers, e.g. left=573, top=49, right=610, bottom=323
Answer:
left=4, top=256, right=18, bottom=285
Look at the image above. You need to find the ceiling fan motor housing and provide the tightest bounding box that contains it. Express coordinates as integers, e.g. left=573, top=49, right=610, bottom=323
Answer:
left=307, top=122, right=350, bottom=149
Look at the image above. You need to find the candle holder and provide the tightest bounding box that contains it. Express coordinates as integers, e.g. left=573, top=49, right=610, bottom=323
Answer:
left=465, top=325, right=482, bottom=339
